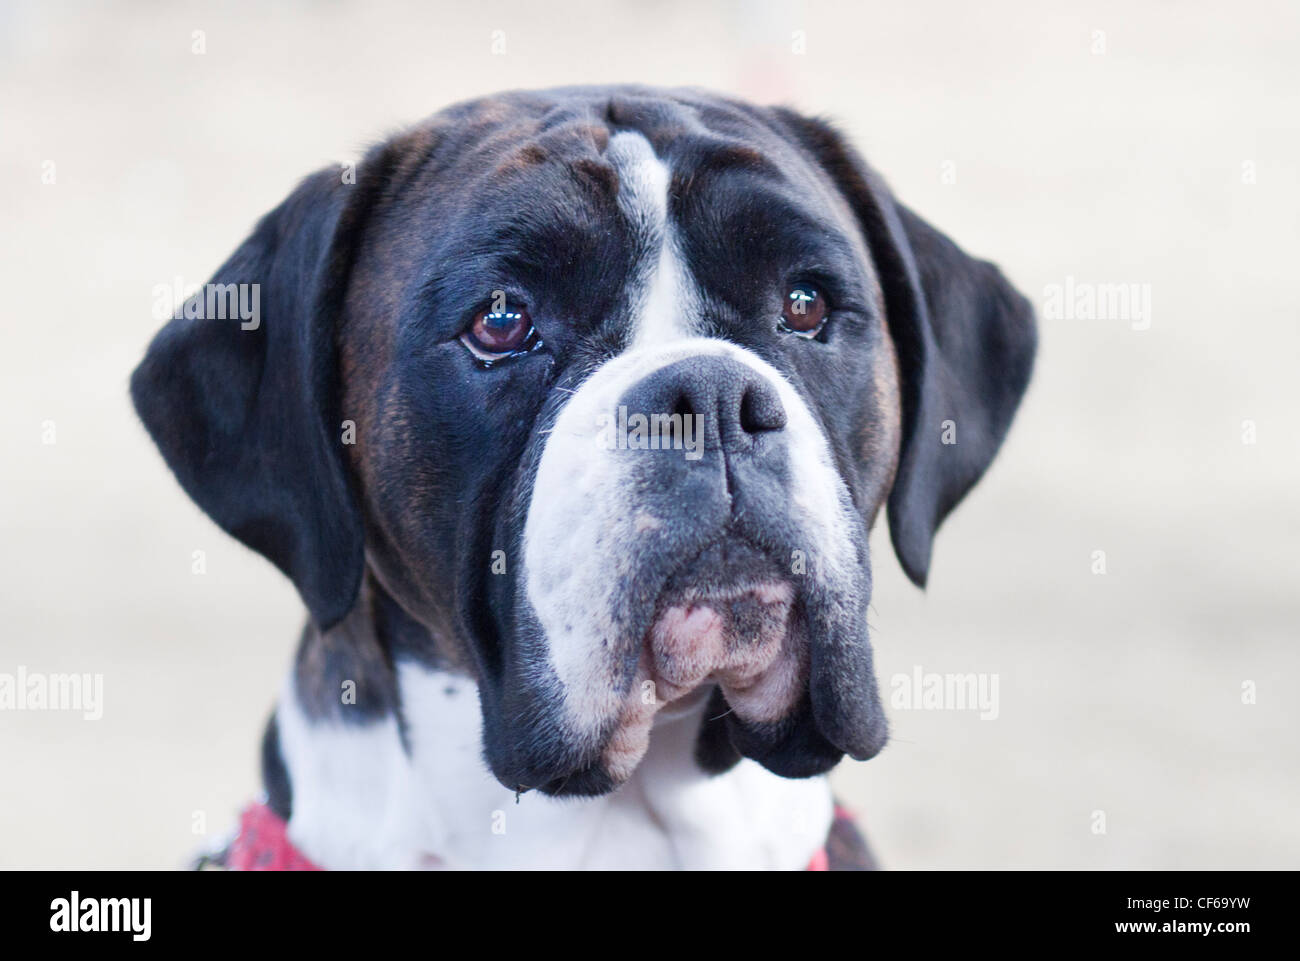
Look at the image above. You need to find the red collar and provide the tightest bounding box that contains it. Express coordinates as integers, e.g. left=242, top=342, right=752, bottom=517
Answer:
left=227, top=801, right=840, bottom=870
left=226, top=802, right=322, bottom=871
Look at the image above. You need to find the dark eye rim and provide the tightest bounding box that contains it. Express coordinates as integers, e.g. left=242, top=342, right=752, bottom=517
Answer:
left=458, top=303, right=545, bottom=366
left=778, top=281, right=832, bottom=339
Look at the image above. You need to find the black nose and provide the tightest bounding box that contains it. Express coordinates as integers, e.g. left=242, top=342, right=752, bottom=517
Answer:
left=618, top=355, right=787, bottom=453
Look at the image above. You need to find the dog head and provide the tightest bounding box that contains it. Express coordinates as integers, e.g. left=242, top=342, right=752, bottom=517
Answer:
left=132, top=86, right=1035, bottom=796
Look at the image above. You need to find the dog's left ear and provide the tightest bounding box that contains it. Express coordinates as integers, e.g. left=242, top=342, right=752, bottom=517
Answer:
left=131, top=160, right=384, bottom=629
left=772, top=110, right=1038, bottom=586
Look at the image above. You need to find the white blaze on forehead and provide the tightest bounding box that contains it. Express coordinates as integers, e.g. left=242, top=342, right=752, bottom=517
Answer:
left=605, top=131, right=695, bottom=346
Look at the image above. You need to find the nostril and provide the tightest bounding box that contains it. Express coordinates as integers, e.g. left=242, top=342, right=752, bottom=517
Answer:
left=739, top=383, right=787, bottom=435
left=671, top=392, right=694, bottom=422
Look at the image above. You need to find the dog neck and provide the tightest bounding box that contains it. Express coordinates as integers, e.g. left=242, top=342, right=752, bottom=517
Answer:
left=269, top=596, right=833, bottom=869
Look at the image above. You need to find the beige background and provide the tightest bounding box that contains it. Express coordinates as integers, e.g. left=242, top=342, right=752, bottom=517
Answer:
left=2, top=0, right=1297, bottom=869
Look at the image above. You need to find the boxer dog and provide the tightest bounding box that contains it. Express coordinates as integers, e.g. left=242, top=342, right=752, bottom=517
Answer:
left=132, top=86, right=1036, bottom=869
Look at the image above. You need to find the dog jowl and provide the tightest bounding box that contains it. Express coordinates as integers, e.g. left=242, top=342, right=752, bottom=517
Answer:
left=132, top=86, right=1035, bottom=862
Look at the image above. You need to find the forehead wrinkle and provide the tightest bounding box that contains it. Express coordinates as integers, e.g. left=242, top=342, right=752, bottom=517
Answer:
left=683, top=140, right=778, bottom=180
left=492, top=142, right=549, bottom=176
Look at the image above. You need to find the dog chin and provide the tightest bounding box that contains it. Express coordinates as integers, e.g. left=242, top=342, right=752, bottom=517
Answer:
left=516, top=536, right=833, bottom=798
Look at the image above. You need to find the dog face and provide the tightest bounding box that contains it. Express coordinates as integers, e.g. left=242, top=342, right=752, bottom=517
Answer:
left=132, top=87, right=1035, bottom=797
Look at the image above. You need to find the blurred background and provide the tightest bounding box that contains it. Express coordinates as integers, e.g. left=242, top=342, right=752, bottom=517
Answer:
left=2, top=0, right=1297, bottom=869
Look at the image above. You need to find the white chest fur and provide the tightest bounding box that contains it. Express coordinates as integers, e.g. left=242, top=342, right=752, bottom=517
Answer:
left=273, top=661, right=833, bottom=870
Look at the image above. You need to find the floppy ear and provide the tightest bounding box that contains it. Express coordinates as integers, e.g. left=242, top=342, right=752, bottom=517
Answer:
left=131, top=164, right=376, bottom=628
left=773, top=111, right=1037, bottom=586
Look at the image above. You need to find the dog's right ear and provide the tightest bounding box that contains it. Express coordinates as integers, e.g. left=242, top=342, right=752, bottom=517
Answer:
left=131, top=162, right=382, bottom=629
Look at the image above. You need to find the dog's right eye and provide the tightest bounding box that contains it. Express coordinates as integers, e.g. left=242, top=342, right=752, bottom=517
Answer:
left=459, top=306, right=541, bottom=364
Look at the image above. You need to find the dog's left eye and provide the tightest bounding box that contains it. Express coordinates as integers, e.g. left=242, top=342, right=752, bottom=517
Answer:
left=779, top=284, right=829, bottom=337
left=459, top=305, right=542, bottom=364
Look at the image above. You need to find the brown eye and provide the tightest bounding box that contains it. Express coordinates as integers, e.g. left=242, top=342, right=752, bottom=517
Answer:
left=461, top=305, right=537, bottom=361
left=780, top=284, right=828, bottom=335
